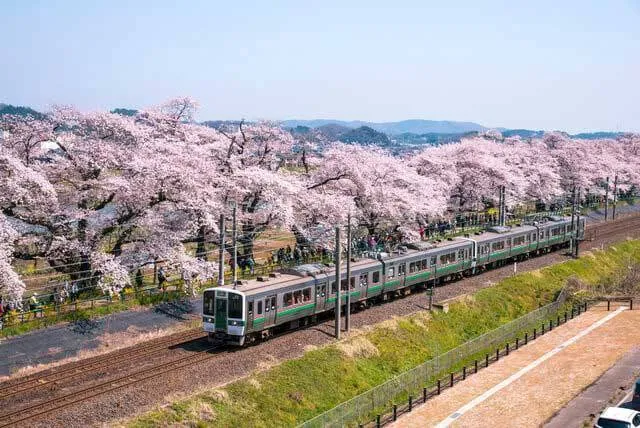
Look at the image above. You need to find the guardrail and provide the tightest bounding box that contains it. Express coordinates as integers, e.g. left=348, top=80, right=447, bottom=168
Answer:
left=300, top=288, right=572, bottom=428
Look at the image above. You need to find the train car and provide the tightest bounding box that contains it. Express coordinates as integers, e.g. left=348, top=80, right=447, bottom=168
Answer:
left=203, top=216, right=585, bottom=346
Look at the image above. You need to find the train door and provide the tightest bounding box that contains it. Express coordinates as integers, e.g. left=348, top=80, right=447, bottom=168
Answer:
left=247, top=300, right=254, bottom=330
left=214, top=290, right=227, bottom=330
left=264, top=295, right=277, bottom=326
left=315, top=281, right=327, bottom=311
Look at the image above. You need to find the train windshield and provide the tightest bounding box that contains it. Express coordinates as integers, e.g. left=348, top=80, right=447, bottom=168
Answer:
left=203, top=290, right=215, bottom=316
left=228, top=292, right=243, bottom=319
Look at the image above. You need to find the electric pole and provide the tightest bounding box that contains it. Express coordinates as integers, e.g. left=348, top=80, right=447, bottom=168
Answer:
left=612, top=174, right=618, bottom=220
left=218, top=214, right=225, bottom=287
left=570, top=186, right=576, bottom=254
left=232, top=203, right=238, bottom=288
left=604, top=176, right=609, bottom=221
left=334, top=226, right=341, bottom=340
left=575, top=188, right=581, bottom=258
left=345, top=213, right=352, bottom=332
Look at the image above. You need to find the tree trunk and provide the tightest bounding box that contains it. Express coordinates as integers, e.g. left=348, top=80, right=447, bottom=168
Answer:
left=196, top=225, right=207, bottom=260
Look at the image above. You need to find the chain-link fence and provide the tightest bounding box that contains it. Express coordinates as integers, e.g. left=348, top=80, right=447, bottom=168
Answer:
left=300, top=288, right=568, bottom=428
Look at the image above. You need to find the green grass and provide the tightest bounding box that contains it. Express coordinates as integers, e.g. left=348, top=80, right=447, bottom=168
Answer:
left=127, top=239, right=640, bottom=428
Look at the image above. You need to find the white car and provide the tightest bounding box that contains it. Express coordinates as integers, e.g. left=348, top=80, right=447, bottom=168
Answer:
left=596, top=407, right=640, bottom=428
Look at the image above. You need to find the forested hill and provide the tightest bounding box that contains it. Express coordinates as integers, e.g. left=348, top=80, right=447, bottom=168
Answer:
left=282, top=119, right=485, bottom=135
left=0, top=103, right=627, bottom=143
left=0, top=103, right=45, bottom=119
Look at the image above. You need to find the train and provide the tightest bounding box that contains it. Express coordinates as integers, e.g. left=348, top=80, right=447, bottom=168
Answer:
left=202, top=216, right=585, bottom=346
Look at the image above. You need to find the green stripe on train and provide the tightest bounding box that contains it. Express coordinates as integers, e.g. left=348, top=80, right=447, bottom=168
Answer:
left=406, top=271, right=431, bottom=281
left=277, top=303, right=316, bottom=317
left=326, top=290, right=361, bottom=303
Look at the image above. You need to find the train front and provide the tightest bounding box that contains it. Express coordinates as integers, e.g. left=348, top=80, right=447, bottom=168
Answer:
left=202, top=287, right=247, bottom=346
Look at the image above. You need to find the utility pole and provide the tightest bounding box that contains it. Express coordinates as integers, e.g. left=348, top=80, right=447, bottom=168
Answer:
left=575, top=188, right=581, bottom=258
left=218, top=214, right=225, bottom=286
left=497, top=185, right=503, bottom=226
left=334, top=226, right=341, bottom=340
left=604, top=176, right=609, bottom=221
left=612, top=174, right=618, bottom=220
left=232, top=203, right=238, bottom=288
left=500, top=185, right=507, bottom=226
left=570, top=186, right=576, bottom=254
left=345, top=213, right=352, bottom=332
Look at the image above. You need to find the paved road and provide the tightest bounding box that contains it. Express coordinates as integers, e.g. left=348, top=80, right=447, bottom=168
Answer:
left=1, top=202, right=639, bottom=378
left=0, top=298, right=201, bottom=376
left=545, top=347, right=640, bottom=427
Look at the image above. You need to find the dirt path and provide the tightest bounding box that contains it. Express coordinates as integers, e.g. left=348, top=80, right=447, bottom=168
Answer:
left=392, top=305, right=640, bottom=428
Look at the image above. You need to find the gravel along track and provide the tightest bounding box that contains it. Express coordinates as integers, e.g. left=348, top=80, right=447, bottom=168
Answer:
left=2, top=213, right=639, bottom=428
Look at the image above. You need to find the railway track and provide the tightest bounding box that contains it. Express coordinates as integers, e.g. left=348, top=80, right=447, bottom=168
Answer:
left=0, top=329, right=205, bottom=399
left=1, top=212, right=638, bottom=427
left=0, top=343, right=222, bottom=427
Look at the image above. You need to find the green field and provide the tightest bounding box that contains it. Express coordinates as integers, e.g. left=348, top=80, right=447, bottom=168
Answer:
left=127, top=239, right=640, bottom=428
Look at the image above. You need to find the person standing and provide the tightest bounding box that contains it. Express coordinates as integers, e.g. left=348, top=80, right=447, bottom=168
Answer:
left=157, top=267, right=166, bottom=291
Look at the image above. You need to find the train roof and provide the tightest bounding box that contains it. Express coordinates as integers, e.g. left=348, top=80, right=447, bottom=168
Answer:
left=209, top=258, right=381, bottom=296
left=205, top=216, right=575, bottom=297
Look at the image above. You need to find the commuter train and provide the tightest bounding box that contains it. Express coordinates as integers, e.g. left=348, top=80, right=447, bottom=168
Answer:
left=202, top=216, right=585, bottom=346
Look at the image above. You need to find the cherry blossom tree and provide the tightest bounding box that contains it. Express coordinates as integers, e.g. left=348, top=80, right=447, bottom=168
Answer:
left=0, top=215, right=25, bottom=305
left=303, top=143, right=449, bottom=243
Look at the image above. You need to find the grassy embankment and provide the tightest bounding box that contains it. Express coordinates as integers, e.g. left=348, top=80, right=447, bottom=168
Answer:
left=126, top=239, right=640, bottom=428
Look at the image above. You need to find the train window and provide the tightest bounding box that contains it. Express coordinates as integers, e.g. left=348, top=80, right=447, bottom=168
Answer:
left=341, top=279, right=349, bottom=291
left=248, top=302, right=253, bottom=317
left=409, top=262, right=417, bottom=273
left=421, top=259, right=428, bottom=270
left=430, top=256, right=437, bottom=266
left=257, top=300, right=263, bottom=315
left=492, top=241, right=505, bottom=251
left=270, top=297, right=276, bottom=311
left=350, top=277, right=356, bottom=289
left=531, top=233, right=536, bottom=241
left=372, top=271, right=380, bottom=283
left=457, top=249, right=464, bottom=259
left=293, top=290, right=303, bottom=304
left=302, top=288, right=312, bottom=302
left=203, top=291, right=215, bottom=316
left=539, top=230, right=545, bottom=239
left=388, top=267, right=395, bottom=278
left=359, top=273, right=368, bottom=287
left=331, top=281, right=338, bottom=293
left=398, top=265, right=406, bottom=276
left=440, top=252, right=456, bottom=265
left=513, top=236, right=525, bottom=246
left=228, top=293, right=243, bottom=319
left=320, top=284, right=326, bottom=297
left=283, top=292, right=293, bottom=307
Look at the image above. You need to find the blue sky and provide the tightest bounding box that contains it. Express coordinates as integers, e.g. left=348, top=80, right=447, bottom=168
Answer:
left=1, top=0, right=639, bottom=132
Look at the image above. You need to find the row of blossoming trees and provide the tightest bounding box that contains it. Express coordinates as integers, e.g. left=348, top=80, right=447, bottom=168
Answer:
left=1, top=97, right=639, bottom=304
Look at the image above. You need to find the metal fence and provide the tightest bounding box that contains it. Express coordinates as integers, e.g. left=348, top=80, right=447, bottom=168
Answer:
left=300, top=288, right=568, bottom=428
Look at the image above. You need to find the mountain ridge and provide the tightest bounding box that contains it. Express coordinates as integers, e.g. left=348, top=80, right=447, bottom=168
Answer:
left=281, top=119, right=485, bottom=135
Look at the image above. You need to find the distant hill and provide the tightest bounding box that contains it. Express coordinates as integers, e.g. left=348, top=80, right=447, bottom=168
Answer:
left=0, top=104, right=45, bottom=119
left=340, top=126, right=391, bottom=146
left=281, top=119, right=486, bottom=135
left=315, top=124, right=351, bottom=141
left=393, top=131, right=480, bottom=146
left=289, top=124, right=391, bottom=147
left=111, top=108, right=138, bottom=116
